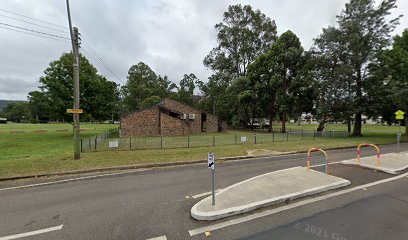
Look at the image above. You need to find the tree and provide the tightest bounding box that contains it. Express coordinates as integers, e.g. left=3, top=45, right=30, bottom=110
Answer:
left=247, top=52, right=278, bottom=132
left=226, top=76, right=258, bottom=128
left=31, top=52, right=120, bottom=122
left=204, top=4, right=277, bottom=80
left=27, top=91, right=50, bottom=122
left=336, top=0, right=402, bottom=136
left=174, top=73, right=199, bottom=106
left=202, top=4, right=277, bottom=122
left=370, top=29, right=408, bottom=134
left=122, top=62, right=174, bottom=112
left=2, top=102, right=30, bottom=122
left=248, top=31, right=307, bottom=133
left=140, top=96, right=161, bottom=109
left=311, top=27, right=354, bottom=132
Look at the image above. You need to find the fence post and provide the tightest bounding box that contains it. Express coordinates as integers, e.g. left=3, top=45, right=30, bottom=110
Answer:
left=330, top=130, right=332, bottom=138
left=89, top=138, right=91, bottom=151
left=313, top=130, right=316, bottom=140
left=235, top=134, right=237, bottom=144
left=188, top=135, right=190, bottom=148
left=130, top=137, right=132, bottom=150
left=213, top=135, right=215, bottom=147
left=81, top=138, right=83, bottom=152
left=161, top=136, right=163, bottom=149
left=94, top=137, right=97, bottom=151
left=254, top=134, right=257, bottom=144
left=273, top=132, right=275, bottom=142
left=287, top=132, right=289, bottom=141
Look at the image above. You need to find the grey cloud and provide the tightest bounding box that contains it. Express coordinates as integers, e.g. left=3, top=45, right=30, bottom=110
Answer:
left=0, top=0, right=407, bottom=100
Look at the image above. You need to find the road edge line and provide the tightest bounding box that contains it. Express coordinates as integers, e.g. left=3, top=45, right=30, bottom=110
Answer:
left=188, top=172, right=408, bottom=236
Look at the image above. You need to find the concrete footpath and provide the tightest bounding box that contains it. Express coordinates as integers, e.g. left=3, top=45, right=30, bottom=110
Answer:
left=342, top=152, right=408, bottom=174
left=191, top=166, right=350, bottom=220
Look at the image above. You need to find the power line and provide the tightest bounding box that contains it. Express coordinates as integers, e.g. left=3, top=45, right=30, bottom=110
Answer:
left=0, top=13, right=69, bottom=34
left=0, top=7, right=67, bottom=29
left=0, top=24, right=70, bottom=42
left=79, top=35, right=125, bottom=84
left=80, top=46, right=125, bottom=85
left=0, top=22, right=70, bottom=40
left=0, top=8, right=125, bottom=84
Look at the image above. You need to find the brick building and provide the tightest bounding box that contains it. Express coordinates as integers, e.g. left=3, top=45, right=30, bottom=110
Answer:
left=120, top=98, right=225, bottom=137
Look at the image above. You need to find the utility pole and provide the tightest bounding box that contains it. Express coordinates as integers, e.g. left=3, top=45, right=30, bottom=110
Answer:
left=66, top=0, right=81, bottom=159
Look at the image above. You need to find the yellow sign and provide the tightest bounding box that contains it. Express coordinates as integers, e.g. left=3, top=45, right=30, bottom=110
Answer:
left=67, top=109, right=83, bottom=114
left=395, top=110, right=405, bottom=120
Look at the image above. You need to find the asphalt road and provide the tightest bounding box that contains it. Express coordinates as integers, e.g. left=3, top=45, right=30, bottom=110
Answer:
left=0, top=143, right=407, bottom=240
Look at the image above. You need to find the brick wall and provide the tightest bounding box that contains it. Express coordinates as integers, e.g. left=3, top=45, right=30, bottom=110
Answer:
left=120, top=107, right=159, bottom=137
left=120, top=98, right=224, bottom=137
left=160, top=113, right=190, bottom=135
left=161, top=98, right=202, bottom=134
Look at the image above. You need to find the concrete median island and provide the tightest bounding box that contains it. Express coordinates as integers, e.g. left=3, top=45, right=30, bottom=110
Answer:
left=341, top=152, right=408, bottom=174
left=191, top=166, right=350, bottom=221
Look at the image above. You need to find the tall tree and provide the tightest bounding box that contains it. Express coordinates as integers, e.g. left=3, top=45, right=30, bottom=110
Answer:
left=30, top=52, right=120, bottom=121
left=174, top=73, right=199, bottom=106
left=226, top=76, right=258, bottom=128
left=202, top=4, right=277, bottom=122
left=122, top=62, right=175, bottom=112
left=311, top=27, right=354, bottom=132
left=248, top=31, right=306, bottom=133
left=336, top=0, right=402, bottom=136
left=204, top=4, right=277, bottom=80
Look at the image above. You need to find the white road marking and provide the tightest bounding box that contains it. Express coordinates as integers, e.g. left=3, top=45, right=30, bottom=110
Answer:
left=192, top=189, right=222, bottom=199
left=0, top=150, right=341, bottom=192
left=188, top=172, right=408, bottom=236
left=0, top=225, right=63, bottom=240
left=146, top=236, right=167, bottom=240
left=0, top=169, right=150, bottom=192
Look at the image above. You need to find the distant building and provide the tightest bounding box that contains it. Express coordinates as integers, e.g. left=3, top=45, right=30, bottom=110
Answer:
left=120, top=98, right=226, bottom=137
left=0, top=118, right=7, bottom=124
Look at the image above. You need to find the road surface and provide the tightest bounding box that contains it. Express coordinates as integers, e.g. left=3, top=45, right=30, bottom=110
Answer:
left=0, top=143, right=407, bottom=240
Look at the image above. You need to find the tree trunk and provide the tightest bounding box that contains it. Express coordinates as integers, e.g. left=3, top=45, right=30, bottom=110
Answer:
left=347, top=119, right=351, bottom=133
left=317, top=114, right=326, bottom=132
left=282, top=112, right=286, bottom=133
left=352, top=111, right=363, bottom=136
left=352, top=69, right=363, bottom=136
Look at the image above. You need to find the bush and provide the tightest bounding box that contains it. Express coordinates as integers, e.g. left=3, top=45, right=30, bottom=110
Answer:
left=30, top=118, right=39, bottom=124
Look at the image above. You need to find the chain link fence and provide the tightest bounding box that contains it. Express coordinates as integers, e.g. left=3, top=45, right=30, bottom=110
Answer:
left=80, top=129, right=350, bottom=152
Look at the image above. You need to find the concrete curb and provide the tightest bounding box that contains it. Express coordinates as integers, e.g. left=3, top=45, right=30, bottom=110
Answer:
left=191, top=167, right=351, bottom=221
left=341, top=152, right=408, bottom=175
left=0, top=142, right=400, bottom=182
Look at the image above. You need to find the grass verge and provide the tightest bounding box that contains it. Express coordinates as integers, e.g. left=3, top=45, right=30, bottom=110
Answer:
left=1, top=127, right=406, bottom=179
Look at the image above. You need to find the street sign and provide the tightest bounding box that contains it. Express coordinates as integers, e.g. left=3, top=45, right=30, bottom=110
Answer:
left=208, top=153, right=215, bottom=169
left=67, top=109, right=83, bottom=114
left=208, top=152, right=216, bottom=206
left=240, top=136, right=247, bottom=143
left=395, top=110, right=405, bottom=120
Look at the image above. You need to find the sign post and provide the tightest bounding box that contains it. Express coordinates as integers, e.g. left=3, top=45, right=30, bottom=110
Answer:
left=395, top=110, right=405, bottom=153
left=208, top=153, right=215, bottom=206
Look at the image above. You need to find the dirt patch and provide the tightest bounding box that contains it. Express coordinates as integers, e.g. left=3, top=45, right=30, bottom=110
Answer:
left=246, top=149, right=293, bottom=157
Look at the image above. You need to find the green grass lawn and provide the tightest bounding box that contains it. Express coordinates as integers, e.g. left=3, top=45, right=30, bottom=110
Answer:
left=0, top=123, right=406, bottom=179
left=0, top=123, right=118, bottom=178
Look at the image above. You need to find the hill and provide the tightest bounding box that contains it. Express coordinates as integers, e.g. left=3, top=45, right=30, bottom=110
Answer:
left=0, top=100, right=26, bottom=112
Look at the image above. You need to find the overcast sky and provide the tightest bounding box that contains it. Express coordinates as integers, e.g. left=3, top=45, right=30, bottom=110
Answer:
left=0, top=0, right=407, bottom=100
